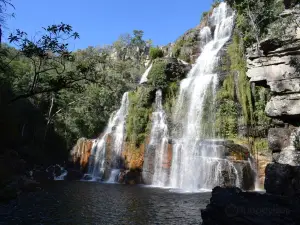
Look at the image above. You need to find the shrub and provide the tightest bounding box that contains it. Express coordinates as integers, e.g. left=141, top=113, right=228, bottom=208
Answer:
left=148, top=60, right=168, bottom=90
left=149, top=47, right=164, bottom=60
left=126, top=87, right=154, bottom=146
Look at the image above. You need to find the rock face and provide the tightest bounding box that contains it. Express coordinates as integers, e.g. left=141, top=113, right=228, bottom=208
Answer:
left=247, top=7, right=300, bottom=120
left=142, top=141, right=172, bottom=185
left=171, top=27, right=202, bottom=63
left=201, top=186, right=300, bottom=225
left=70, top=138, right=94, bottom=173
left=247, top=7, right=300, bottom=175
left=267, top=127, right=300, bottom=166
left=265, top=163, right=300, bottom=196
left=118, top=170, right=142, bottom=185
left=142, top=138, right=255, bottom=189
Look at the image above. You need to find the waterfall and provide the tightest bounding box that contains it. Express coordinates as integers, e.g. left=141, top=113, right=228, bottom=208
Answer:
left=87, top=92, right=129, bottom=181
left=139, top=63, right=153, bottom=84
left=169, top=2, right=235, bottom=191
left=147, top=90, right=169, bottom=187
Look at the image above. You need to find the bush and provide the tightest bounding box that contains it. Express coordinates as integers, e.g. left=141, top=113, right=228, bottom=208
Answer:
left=126, top=87, right=155, bottom=146
left=149, top=47, right=164, bottom=60
left=148, top=60, right=168, bottom=90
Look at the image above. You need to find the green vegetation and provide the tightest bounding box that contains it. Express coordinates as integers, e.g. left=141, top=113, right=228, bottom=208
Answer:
left=172, top=30, right=198, bottom=63
left=215, top=74, right=238, bottom=138
left=226, top=0, right=285, bottom=47
left=148, top=59, right=168, bottom=90
left=163, top=82, right=179, bottom=117
left=1, top=24, right=149, bottom=153
left=215, top=32, right=271, bottom=139
left=201, top=82, right=217, bottom=138
left=126, top=87, right=154, bottom=146
left=149, top=47, right=164, bottom=60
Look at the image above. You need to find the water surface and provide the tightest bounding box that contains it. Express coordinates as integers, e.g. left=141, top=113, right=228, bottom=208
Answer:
left=0, top=181, right=211, bottom=225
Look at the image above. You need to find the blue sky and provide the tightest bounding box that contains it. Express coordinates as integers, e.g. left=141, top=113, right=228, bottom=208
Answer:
left=4, top=0, right=214, bottom=50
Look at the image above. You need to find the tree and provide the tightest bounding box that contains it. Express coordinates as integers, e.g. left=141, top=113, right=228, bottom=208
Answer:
left=0, top=0, right=14, bottom=44
left=226, top=0, right=284, bottom=49
left=7, top=23, right=86, bottom=102
left=131, top=30, right=145, bottom=47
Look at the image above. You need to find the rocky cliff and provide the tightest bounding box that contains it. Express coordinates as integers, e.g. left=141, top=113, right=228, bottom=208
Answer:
left=247, top=6, right=300, bottom=175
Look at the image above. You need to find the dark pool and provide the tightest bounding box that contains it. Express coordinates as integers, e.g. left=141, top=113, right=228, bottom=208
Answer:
left=0, top=181, right=211, bottom=225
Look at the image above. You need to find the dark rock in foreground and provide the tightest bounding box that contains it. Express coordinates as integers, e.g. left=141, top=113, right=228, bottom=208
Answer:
left=265, top=163, right=300, bottom=196
left=201, top=187, right=300, bottom=225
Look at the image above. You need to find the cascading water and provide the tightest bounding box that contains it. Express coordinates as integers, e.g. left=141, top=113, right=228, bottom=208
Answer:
left=169, top=2, right=236, bottom=191
left=87, top=92, right=129, bottom=181
left=139, top=63, right=153, bottom=84
left=147, top=90, right=169, bottom=187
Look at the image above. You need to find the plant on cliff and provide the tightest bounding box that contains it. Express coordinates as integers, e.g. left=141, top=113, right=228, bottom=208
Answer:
left=126, top=87, right=154, bottom=146
left=149, top=47, right=164, bottom=60
left=227, top=33, right=254, bottom=127
left=147, top=59, right=168, bottom=90
left=226, top=0, right=285, bottom=47
left=7, top=23, right=80, bottom=102
left=216, top=74, right=239, bottom=138
left=172, top=30, right=198, bottom=63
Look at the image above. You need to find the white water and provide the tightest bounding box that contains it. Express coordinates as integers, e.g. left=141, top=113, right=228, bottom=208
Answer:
left=87, top=92, right=129, bottom=181
left=169, top=2, right=235, bottom=192
left=54, top=170, right=68, bottom=181
left=139, top=63, right=153, bottom=84
left=106, top=169, right=120, bottom=183
left=149, top=90, right=169, bottom=187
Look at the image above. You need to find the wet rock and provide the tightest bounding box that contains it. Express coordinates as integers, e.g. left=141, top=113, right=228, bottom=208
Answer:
left=201, top=186, right=300, bottom=225
left=232, top=161, right=255, bottom=190
left=120, top=170, right=142, bottom=185
left=142, top=144, right=156, bottom=185
left=0, top=176, right=40, bottom=202
left=65, top=169, right=83, bottom=181
left=32, top=170, right=52, bottom=182
left=70, top=138, right=94, bottom=173
left=18, top=176, right=40, bottom=192
left=265, top=163, right=300, bottom=196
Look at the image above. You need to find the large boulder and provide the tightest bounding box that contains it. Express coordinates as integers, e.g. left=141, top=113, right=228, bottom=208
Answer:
left=268, top=128, right=292, bottom=153
left=265, top=163, right=300, bottom=196
left=201, top=186, right=300, bottom=225
left=266, top=94, right=300, bottom=118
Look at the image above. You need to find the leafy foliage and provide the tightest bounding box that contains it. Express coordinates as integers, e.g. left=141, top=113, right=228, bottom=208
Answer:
left=2, top=24, right=148, bottom=151
left=226, top=0, right=285, bottom=47
left=147, top=59, right=168, bottom=90
left=149, top=47, right=164, bottom=60
left=126, top=87, right=154, bottom=146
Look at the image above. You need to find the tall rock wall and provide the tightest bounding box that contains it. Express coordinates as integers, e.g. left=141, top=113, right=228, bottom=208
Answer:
left=247, top=6, right=300, bottom=167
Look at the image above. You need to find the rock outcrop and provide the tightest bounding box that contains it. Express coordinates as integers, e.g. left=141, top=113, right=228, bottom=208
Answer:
left=265, top=163, right=300, bottom=196
left=247, top=7, right=300, bottom=120
left=70, top=138, right=94, bottom=173
left=171, top=27, right=201, bottom=64
left=201, top=186, right=300, bottom=225
left=247, top=6, right=300, bottom=181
